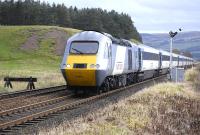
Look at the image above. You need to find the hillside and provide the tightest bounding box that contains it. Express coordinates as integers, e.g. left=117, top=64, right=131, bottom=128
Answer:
left=141, top=31, right=200, bottom=60
left=0, top=26, right=80, bottom=70
left=0, top=26, right=80, bottom=92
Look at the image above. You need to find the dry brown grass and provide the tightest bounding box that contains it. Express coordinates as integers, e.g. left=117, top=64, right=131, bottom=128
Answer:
left=38, top=82, right=200, bottom=135
left=185, top=65, right=200, bottom=91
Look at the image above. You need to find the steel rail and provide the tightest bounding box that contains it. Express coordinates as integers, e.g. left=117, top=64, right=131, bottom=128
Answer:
left=0, top=94, right=73, bottom=117
left=0, top=85, right=67, bottom=100
left=0, top=75, right=167, bottom=130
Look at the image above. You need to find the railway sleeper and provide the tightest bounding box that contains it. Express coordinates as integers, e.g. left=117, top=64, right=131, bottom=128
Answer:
left=25, top=121, right=40, bottom=124
left=32, top=118, right=46, bottom=121
left=13, top=125, right=27, bottom=128
left=0, top=129, right=12, bottom=132
left=22, top=123, right=36, bottom=125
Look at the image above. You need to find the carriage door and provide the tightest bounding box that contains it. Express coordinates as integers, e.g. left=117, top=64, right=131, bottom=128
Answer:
left=177, top=56, right=179, bottom=67
left=138, top=48, right=142, bottom=71
left=128, top=49, right=132, bottom=70
left=159, top=52, right=162, bottom=69
left=108, top=43, right=112, bottom=72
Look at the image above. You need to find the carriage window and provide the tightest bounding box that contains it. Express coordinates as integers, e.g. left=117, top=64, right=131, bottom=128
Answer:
left=135, top=51, right=138, bottom=58
left=142, top=52, right=159, bottom=60
left=104, top=43, right=109, bottom=58
left=162, top=55, right=170, bottom=61
left=108, top=45, right=111, bottom=58
left=70, top=41, right=99, bottom=54
left=128, top=50, right=132, bottom=70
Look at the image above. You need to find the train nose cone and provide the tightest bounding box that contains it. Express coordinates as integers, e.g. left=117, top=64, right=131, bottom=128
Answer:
left=66, top=69, right=96, bottom=86
left=63, top=55, right=97, bottom=86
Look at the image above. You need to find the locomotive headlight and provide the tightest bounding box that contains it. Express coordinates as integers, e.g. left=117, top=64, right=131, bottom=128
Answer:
left=90, top=64, right=95, bottom=68
left=66, top=64, right=71, bottom=68
left=90, top=64, right=100, bottom=69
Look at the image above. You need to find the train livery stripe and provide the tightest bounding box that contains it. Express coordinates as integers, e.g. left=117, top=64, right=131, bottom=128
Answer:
left=65, top=55, right=97, bottom=86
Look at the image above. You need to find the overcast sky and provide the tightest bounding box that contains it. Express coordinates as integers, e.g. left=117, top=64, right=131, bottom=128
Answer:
left=41, top=0, right=200, bottom=33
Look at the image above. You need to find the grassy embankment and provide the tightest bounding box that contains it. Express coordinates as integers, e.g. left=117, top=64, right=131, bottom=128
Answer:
left=0, top=26, right=80, bottom=93
left=39, top=66, right=200, bottom=135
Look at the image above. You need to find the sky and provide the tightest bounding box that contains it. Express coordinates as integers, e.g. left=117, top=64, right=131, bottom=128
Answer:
left=41, top=0, right=200, bottom=33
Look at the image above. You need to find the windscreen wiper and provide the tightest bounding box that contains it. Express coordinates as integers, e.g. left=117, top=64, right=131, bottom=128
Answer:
left=71, top=48, right=84, bottom=54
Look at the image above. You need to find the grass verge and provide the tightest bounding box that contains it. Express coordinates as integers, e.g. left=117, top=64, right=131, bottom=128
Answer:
left=0, top=69, right=65, bottom=93
left=185, top=65, right=200, bottom=91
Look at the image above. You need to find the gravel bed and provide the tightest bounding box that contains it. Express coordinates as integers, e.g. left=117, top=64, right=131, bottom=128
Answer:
left=0, top=90, right=70, bottom=111
left=4, top=77, right=168, bottom=135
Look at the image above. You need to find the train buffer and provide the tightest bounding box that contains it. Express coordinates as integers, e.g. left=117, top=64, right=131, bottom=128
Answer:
left=4, top=77, right=37, bottom=90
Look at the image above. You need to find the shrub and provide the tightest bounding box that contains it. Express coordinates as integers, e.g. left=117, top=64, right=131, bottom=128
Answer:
left=185, top=67, right=198, bottom=82
left=185, top=66, right=200, bottom=91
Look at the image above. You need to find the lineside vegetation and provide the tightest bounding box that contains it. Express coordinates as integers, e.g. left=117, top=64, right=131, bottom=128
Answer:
left=185, top=65, right=200, bottom=90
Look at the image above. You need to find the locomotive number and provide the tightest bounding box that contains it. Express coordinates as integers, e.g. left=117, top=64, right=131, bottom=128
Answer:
left=116, top=63, right=123, bottom=70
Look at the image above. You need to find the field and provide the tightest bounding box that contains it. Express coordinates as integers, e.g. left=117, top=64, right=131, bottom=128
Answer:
left=0, top=26, right=80, bottom=93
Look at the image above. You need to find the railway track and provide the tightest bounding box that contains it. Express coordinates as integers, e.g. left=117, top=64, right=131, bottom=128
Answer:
left=0, top=94, right=73, bottom=117
left=0, top=75, right=167, bottom=132
left=0, top=85, right=67, bottom=100
left=0, top=94, right=76, bottom=131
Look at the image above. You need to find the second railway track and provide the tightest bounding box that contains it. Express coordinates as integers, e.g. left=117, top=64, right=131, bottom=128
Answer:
left=0, top=94, right=73, bottom=117
left=0, top=75, right=167, bottom=131
left=0, top=85, right=67, bottom=100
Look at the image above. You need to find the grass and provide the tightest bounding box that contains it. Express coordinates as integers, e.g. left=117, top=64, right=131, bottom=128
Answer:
left=185, top=65, right=200, bottom=90
left=0, top=26, right=80, bottom=93
left=0, top=69, right=66, bottom=93
left=185, top=67, right=198, bottom=82
left=38, top=82, right=200, bottom=135
left=0, top=26, right=80, bottom=70
left=130, top=38, right=141, bottom=45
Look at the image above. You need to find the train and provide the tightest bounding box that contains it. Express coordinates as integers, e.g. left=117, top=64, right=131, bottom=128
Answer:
left=61, top=31, right=194, bottom=94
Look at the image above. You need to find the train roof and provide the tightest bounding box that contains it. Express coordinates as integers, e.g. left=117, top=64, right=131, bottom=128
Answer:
left=159, top=49, right=170, bottom=56
left=139, top=44, right=160, bottom=54
left=70, top=31, right=134, bottom=47
left=68, top=31, right=111, bottom=43
left=172, top=53, right=179, bottom=57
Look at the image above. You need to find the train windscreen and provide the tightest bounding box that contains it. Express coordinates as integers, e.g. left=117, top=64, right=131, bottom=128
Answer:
left=70, top=41, right=99, bottom=54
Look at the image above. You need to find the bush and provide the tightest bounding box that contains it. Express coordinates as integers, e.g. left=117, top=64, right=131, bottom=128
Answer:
left=185, top=68, right=198, bottom=82
left=185, top=66, right=200, bottom=90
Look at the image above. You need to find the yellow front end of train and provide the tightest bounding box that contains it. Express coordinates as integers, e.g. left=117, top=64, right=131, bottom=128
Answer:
left=61, top=39, right=101, bottom=87
left=64, top=55, right=97, bottom=86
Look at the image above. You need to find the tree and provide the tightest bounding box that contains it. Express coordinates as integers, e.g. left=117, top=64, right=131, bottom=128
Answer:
left=0, top=0, right=142, bottom=42
left=55, top=4, right=72, bottom=27
left=0, top=0, right=2, bottom=24
left=173, top=48, right=181, bottom=54
left=183, top=51, right=192, bottom=58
